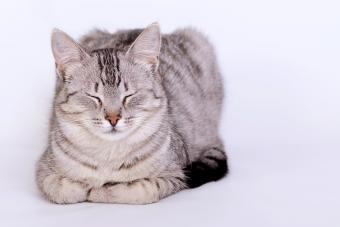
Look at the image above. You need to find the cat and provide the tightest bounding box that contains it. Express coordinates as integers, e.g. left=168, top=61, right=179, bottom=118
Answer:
left=36, top=22, right=228, bottom=204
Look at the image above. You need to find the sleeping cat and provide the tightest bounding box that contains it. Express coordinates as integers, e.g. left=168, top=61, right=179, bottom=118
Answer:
left=36, top=22, right=228, bottom=204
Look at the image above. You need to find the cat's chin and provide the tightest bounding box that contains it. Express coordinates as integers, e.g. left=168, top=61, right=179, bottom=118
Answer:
left=93, top=128, right=132, bottom=142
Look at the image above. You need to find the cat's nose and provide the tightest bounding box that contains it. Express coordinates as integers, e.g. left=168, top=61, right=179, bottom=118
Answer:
left=105, top=113, right=121, bottom=127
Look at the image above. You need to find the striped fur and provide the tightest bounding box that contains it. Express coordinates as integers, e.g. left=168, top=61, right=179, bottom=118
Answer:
left=36, top=23, right=228, bottom=204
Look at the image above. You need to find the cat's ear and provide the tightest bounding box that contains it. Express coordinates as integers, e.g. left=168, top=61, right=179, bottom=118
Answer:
left=126, top=22, right=161, bottom=71
left=51, top=28, right=89, bottom=77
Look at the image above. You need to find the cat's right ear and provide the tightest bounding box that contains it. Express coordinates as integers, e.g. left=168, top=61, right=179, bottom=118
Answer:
left=51, top=28, right=89, bottom=79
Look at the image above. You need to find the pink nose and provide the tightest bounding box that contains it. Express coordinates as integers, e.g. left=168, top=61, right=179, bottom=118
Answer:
left=105, top=113, right=121, bottom=126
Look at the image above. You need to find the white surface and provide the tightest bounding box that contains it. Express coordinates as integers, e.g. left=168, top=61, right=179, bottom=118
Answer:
left=0, top=0, right=339, bottom=226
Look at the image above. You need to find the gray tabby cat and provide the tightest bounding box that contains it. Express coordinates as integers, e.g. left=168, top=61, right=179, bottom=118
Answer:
left=36, top=22, right=228, bottom=204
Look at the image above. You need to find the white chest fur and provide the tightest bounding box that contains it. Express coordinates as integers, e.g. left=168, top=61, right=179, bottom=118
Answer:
left=52, top=129, right=171, bottom=187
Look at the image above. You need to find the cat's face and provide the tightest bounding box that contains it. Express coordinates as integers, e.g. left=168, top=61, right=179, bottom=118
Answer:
left=52, top=23, right=164, bottom=141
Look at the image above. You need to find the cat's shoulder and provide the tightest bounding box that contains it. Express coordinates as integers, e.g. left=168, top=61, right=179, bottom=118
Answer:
left=164, top=27, right=215, bottom=55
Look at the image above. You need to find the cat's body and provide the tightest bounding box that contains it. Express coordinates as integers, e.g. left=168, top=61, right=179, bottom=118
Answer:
left=36, top=23, right=228, bottom=204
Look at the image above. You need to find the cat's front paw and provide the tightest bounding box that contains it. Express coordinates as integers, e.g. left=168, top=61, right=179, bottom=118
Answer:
left=87, top=187, right=112, bottom=203
left=41, top=175, right=89, bottom=204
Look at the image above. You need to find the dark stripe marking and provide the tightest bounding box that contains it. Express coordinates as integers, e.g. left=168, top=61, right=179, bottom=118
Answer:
left=59, top=91, right=78, bottom=105
left=54, top=137, right=97, bottom=170
left=85, top=92, right=102, bottom=108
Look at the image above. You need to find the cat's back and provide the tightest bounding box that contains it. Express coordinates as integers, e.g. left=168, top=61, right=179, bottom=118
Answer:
left=159, top=27, right=223, bottom=103
left=159, top=28, right=224, bottom=154
left=80, top=28, right=142, bottom=52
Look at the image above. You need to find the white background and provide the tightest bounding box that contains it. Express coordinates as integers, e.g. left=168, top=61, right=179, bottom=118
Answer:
left=0, top=0, right=339, bottom=226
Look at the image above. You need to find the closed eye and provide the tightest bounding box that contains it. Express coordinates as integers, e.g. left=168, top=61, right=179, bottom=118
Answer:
left=122, top=92, right=136, bottom=106
left=85, top=93, right=102, bottom=107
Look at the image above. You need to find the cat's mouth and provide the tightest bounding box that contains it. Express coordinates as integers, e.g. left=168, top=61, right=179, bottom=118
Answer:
left=97, top=121, right=135, bottom=139
left=96, top=125, right=135, bottom=141
left=99, top=126, right=120, bottom=135
left=105, top=127, right=119, bottom=134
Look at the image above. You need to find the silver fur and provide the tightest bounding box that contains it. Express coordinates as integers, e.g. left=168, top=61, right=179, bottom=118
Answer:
left=36, top=23, right=227, bottom=204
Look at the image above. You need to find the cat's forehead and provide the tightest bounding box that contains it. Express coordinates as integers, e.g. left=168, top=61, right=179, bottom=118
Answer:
left=91, top=49, right=123, bottom=88
left=81, top=48, right=152, bottom=92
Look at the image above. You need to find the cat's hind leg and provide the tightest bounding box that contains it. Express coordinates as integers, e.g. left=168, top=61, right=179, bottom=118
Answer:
left=184, top=146, right=228, bottom=188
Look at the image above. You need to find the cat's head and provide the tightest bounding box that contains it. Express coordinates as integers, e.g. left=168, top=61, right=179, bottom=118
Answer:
left=51, top=23, right=166, bottom=141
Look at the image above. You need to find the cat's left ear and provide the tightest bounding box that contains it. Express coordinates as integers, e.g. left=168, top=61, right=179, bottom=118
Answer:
left=126, top=22, right=161, bottom=71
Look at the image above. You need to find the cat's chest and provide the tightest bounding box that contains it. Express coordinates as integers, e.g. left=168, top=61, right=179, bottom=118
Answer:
left=64, top=146, right=159, bottom=187
left=55, top=133, right=170, bottom=187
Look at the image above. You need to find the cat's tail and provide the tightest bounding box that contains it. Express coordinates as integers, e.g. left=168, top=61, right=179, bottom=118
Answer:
left=184, top=147, right=228, bottom=188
